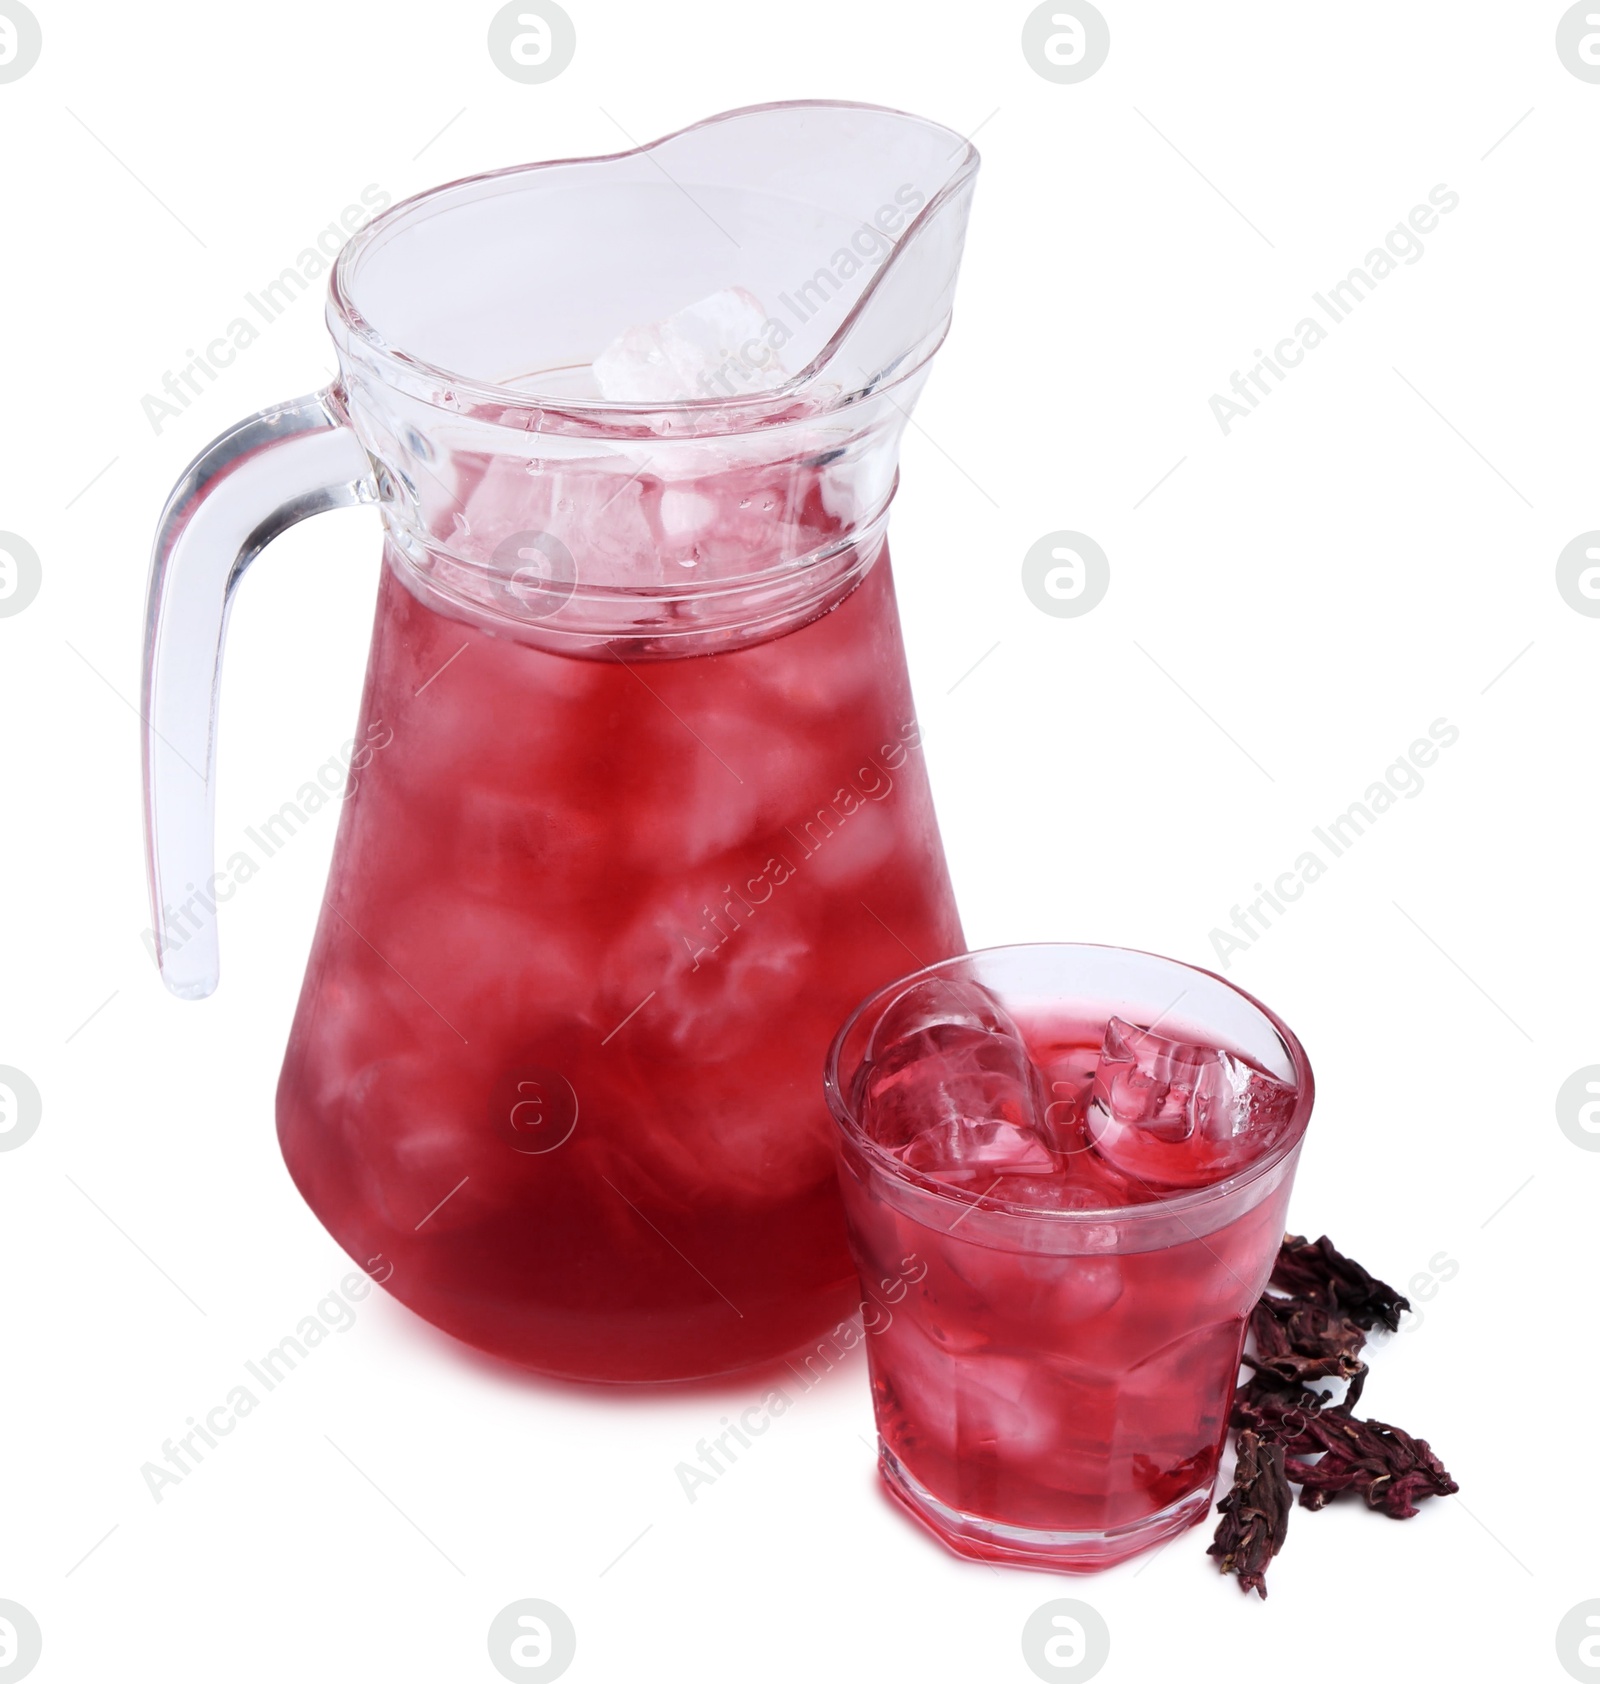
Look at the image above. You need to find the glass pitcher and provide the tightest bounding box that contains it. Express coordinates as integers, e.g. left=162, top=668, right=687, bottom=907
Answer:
left=142, top=102, right=978, bottom=1383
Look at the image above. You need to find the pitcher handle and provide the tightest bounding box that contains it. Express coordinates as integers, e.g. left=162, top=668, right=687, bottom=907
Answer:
left=141, top=389, right=375, bottom=999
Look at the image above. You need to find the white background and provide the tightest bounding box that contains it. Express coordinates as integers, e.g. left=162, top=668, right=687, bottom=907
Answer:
left=2, top=2, right=1593, bottom=1679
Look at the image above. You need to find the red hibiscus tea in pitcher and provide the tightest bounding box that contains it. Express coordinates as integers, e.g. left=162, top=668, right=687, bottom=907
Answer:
left=142, top=104, right=982, bottom=1381
left=277, top=524, right=962, bottom=1381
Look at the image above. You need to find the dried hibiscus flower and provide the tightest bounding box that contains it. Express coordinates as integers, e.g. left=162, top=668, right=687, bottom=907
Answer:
left=1270, top=1233, right=1410, bottom=1332
left=1230, top=1376, right=1330, bottom=1443
left=1246, top=1293, right=1369, bottom=1400
left=1284, top=1408, right=1458, bottom=1519
left=1207, top=1430, right=1291, bottom=1599
left=1209, top=1233, right=1454, bottom=1595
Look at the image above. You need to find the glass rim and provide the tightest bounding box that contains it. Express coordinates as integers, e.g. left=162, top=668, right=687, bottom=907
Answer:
left=823, top=941, right=1317, bottom=1226
left=326, top=98, right=981, bottom=435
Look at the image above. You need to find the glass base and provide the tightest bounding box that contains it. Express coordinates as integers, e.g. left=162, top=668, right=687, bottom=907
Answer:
left=878, top=1443, right=1215, bottom=1573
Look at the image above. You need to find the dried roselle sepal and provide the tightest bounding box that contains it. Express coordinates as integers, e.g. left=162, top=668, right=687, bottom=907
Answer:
left=1230, top=1377, right=1331, bottom=1446
left=1241, top=1361, right=1367, bottom=1415
left=1254, top=1293, right=1370, bottom=1367
left=1208, top=1430, right=1291, bottom=1598
left=1271, top=1234, right=1410, bottom=1332
left=1285, top=1409, right=1458, bottom=1519
left=1248, top=1294, right=1369, bottom=1388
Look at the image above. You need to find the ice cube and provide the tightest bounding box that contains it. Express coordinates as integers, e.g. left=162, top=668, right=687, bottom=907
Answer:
left=450, top=451, right=663, bottom=591
left=951, top=1352, right=1062, bottom=1457
left=1018, top=1254, right=1126, bottom=1326
left=986, top=1165, right=1156, bottom=1212
left=1086, top=1017, right=1296, bottom=1190
left=857, top=978, right=1051, bottom=1181
left=592, top=288, right=790, bottom=404
left=865, top=976, right=1020, bottom=1060
left=901, top=1117, right=1054, bottom=1182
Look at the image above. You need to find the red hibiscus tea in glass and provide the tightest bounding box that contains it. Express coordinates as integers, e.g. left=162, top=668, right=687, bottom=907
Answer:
left=826, top=943, right=1315, bottom=1570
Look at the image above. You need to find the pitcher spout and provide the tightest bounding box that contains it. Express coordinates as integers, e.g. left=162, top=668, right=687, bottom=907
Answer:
left=771, top=105, right=981, bottom=410
left=328, top=100, right=980, bottom=434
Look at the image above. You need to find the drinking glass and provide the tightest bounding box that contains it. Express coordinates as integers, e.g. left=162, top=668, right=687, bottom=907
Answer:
left=825, top=943, right=1315, bottom=1570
